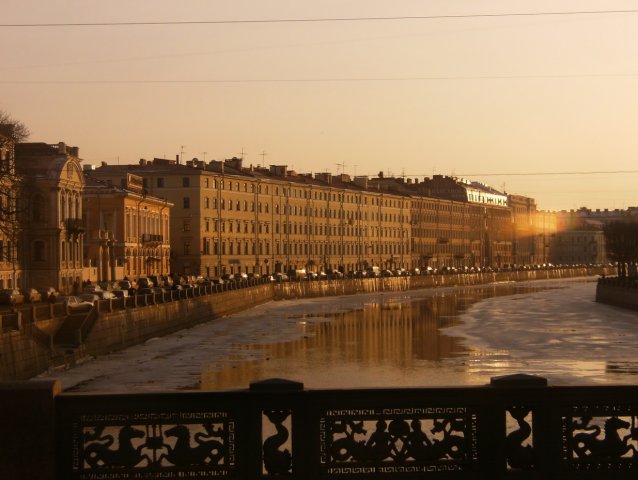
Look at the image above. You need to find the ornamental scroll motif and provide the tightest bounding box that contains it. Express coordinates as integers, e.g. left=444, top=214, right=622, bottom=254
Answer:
left=71, top=412, right=235, bottom=479
left=563, top=405, right=638, bottom=471
left=320, top=407, right=477, bottom=475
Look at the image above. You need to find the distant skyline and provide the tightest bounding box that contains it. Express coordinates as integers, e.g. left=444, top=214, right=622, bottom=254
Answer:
left=3, top=0, right=638, bottom=211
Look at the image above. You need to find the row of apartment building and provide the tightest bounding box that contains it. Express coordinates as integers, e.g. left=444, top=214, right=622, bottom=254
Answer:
left=0, top=132, right=622, bottom=293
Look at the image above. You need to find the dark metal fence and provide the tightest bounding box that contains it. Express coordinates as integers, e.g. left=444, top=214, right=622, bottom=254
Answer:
left=51, top=375, right=638, bottom=480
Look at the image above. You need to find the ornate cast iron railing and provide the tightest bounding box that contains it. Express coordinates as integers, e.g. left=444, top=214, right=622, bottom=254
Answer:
left=41, top=375, right=638, bottom=480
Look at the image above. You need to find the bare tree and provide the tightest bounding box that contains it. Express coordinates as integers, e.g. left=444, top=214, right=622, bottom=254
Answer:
left=0, top=110, right=30, bottom=143
left=0, top=110, right=30, bottom=287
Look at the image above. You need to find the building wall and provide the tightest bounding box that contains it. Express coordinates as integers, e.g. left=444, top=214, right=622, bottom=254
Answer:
left=550, top=230, right=607, bottom=265
left=93, top=162, right=412, bottom=277
left=17, top=143, right=85, bottom=293
left=83, top=179, right=171, bottom=283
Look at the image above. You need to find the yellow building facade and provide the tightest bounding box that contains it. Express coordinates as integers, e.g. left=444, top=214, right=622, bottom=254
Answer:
left=92, top=159, right=412, bottom=277
left=83, top=172, right=172, bottom=282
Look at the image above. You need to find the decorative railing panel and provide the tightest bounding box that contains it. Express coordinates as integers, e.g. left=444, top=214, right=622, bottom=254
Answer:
left=46, top=377, right=638, bottom=479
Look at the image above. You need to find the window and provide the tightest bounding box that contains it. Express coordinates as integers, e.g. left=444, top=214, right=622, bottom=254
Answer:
left=183, top=197, right=190, bottom=209
left=157, top=178, right=165, bottom=187
left=183, top=177, right=190, bottom=187
left=184, top=242, right=190, bottom=255
left=183, top=220, right=191, bottom=232
left=204, top=197, right=210, bottom=209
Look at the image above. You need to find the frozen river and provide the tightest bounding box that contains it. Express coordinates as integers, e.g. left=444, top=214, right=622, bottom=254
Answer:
left=40, top=277, right=638, bottom=392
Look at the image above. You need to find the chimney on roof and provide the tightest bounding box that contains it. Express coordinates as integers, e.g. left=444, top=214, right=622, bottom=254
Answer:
left=176, top=154, right=180, bottom=165
left=139, top=158, right=147, bottom=166
left=378, top=171, right=384, bottom=178
left=270, top=165, right=287, bottom=177
left=57, top=142, right=67, bottom=154
left=225, top=157, right=243, bottom=170
left=314, top=172, right=332, bottom=184
left=353, top=176, right=368, bottom=189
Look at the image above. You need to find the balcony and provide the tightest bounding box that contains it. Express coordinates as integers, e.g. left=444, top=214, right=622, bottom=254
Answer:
left=64, top=218, right=85, bottom=235
left=141, top=233, right=163, bottom=246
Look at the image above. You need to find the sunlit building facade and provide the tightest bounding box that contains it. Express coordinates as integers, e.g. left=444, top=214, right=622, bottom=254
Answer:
left=16, top=142, right=85, bottom=293
left=83, top=172, right=172, bottom=283
left=91, top=158, right=412, bottom=276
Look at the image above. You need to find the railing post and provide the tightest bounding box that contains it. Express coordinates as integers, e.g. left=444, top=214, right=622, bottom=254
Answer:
left=0, top=380, right=61, bottom=480
left=489, top=374, right=549, bottom=478
left=249, top=378, right=306, bottom=479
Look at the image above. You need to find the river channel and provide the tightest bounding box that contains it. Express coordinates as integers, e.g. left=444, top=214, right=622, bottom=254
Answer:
left=47, top=277, right=638, bottom=392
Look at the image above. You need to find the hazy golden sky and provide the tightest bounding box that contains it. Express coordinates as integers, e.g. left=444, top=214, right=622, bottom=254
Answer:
left=3, top=1, right=638, bottom=211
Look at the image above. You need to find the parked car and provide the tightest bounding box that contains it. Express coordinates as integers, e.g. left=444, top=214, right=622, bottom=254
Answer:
left=111, top=290, right=129, bottom=298
left=79, top=293, right=101, bottom=303
left=233, top=273, right=249, bottom=283
left=136, top=277, right=154, bottom=289
left=21, top=288, right=42, bottom=303
left=95, top=290, right=116, bottom=300
left=82, top=284, right=103, bottom=293
left=55, top=295, right=93, bottom=312
left=275, top=273, right=289, bottom=282
left=0, top=289, right=25, bottom=305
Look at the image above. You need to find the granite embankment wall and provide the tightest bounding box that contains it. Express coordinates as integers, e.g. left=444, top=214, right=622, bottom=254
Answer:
left=274, top=266, right=612, bottom=299
left=0, top=284, right=273, bottom=381
left=0, top=266, right=612, bottom=381
left=596, top=277, right=638, bottom=311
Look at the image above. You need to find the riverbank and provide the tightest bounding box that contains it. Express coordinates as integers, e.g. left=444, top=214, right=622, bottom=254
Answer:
left=1, top=266, right=611, bottom=381
left=596, top=276, right=638, bottom=310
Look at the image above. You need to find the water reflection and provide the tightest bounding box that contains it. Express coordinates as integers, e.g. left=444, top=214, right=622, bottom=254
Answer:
left=202, top=284, right=557, bottom=391
left=49, top=279, right=633, bottom=392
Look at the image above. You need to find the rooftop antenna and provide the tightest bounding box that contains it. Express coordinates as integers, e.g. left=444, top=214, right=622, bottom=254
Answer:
left=336, top=162, right=346, bottom=175
left=202, top=151, right=207, bottom=162
left=238, top=147, right=246, bottom=159
left=259, top=150, right=268, bottom=168
left=179, top=145, right=186, bottom=164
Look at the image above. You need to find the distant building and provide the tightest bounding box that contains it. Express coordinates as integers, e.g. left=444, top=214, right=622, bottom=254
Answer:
left=551, top=230, right=607, bottom=265
left=15, top=142, right=85, bottom=293
left=509, top=195, right=537, bottom=266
